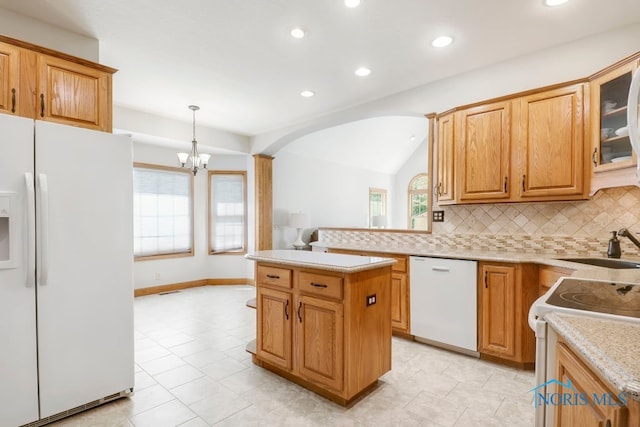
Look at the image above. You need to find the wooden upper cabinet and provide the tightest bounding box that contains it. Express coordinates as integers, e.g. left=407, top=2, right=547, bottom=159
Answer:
left=37, top=54, right=112, bottom=132
left=0, top=41, right=20, bottom=116
left=513, top=83, right=587, bottom=200
left=442, top=82, right=588, bottom=205
left=436, top=112, right=455, bottom=204
left=590, top=59, right=638, bottom=173
left=0, top=35, right=115, bottom=132
left=457, top=101, right=511, bottom=201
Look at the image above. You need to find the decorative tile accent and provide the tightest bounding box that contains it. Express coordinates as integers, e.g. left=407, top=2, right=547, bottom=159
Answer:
left=318, top=186, right=640, bottom=257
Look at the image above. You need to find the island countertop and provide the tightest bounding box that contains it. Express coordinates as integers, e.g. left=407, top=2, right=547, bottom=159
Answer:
left=245, top=249, right=396, bottom=273
left=545, top=312, right=640, bottom=402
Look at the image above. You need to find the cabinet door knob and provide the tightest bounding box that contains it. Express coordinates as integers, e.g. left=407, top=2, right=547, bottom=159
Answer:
left=11, top=88, right=16, bottom=113
left=522, top=174, right=526, bottom=193
left=266, top=274, right=280, bottom=279
left=592, top=148, right=598, bottom=168
left=40, top=94, right=45, bottom=118
left=284, top=300, right=289, bottom=320
left=484, top=270, right=488, bottom=288
left=297, top=302, right=302, bottom=322
left=504, top=176, right=508, bottom=193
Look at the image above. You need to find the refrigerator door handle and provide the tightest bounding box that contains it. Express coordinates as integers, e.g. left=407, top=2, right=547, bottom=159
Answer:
left=24, top=173, right=36, bottom=287
left=37, top=173, right=49, bottom=286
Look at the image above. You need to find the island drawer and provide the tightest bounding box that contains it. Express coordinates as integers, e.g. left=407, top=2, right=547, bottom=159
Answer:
left=298, top=272, right=343, bottom=299
left=257, top=265, right=292, bottom=289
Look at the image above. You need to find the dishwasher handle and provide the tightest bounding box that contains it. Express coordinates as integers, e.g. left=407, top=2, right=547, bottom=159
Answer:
left=431, top=266, right=450, bottom=272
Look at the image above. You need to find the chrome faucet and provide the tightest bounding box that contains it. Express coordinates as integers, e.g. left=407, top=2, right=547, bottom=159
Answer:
left=617, top=228, right=640, bottom=250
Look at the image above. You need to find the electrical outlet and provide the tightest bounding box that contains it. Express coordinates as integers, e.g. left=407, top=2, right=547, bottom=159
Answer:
left=366, top=294, right=376, bottom=306
left=432, top=210, right=445, bottom=222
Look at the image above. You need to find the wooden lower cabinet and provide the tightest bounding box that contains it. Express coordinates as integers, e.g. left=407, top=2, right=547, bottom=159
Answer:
left=555, top=342, right=629, bottom=426
left=254, top=262, right=392, bottom=405
left=327, top=249, right=410, bottom=334
left=478, top=262, right=537, bottom=368
left=538, top=265, right=575, bottom=297
left=390, top=272, right=408, bottom=332
left=295, top=295, right=343, bottom=391
left=256, top=286, right=292, bottom=370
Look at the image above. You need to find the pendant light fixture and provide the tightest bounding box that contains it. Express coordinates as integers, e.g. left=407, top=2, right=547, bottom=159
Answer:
left=177, top=105, right=210, bottom=175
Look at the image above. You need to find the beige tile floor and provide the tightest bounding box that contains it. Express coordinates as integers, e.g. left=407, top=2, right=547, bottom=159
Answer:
left=50, top=285, right=535, bottom=426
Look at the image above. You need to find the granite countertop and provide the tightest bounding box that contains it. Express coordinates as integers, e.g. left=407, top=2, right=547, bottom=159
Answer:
left=245, top=249, right=396, bottom=273
left=545, top=312, right=640, bottom=402
left=310, top=241, right=640, bottom=284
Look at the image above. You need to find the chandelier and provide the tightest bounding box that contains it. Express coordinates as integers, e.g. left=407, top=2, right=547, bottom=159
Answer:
left=177, top=105, right=210, bottom=175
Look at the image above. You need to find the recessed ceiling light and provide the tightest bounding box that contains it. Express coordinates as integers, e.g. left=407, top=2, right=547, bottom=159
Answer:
left=345, top=0, right=361, bottom=8
left=431, top=35, right=453, bottom=48
left=300, top=90, right=315, bottom=98
left=354, top=67, right=371, bottom=77
left=545, top=0, right=568, bottom=6
left=290, top=27, right=307, bottom=39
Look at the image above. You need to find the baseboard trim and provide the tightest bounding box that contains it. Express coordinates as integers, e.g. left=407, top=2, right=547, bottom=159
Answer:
left=134, top=278, right=254, bottom=297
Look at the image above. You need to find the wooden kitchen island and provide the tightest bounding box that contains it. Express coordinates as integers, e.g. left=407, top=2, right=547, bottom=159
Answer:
left=245, top=250, right=395, bottom=406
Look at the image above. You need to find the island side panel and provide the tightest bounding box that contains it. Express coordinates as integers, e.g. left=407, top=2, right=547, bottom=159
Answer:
left=343, top=265, right=392, bottom=397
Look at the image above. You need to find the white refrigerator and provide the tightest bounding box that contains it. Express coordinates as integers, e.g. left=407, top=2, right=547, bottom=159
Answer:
left=0, top=114, right=134, bottom=427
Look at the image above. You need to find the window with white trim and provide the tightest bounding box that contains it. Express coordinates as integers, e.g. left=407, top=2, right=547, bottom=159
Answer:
left=369, top=187, right=387, bottom=227
left=209, top=171, right=247, bottom=254
left=408, top=173, right=429, bottom=230
left=133, top=164, right=193, bottom=260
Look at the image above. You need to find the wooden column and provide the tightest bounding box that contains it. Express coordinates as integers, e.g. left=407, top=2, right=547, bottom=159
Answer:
left=254, top=154, right=273, bottom=250
left=425, top=112, right=436, bottom=231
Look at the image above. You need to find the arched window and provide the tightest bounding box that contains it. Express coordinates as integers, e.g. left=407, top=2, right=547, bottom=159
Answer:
left=408, top=174, right=428, bottom=230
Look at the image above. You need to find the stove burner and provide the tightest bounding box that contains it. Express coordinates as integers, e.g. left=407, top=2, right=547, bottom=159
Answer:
left=546, top=279, right=640, bottom=318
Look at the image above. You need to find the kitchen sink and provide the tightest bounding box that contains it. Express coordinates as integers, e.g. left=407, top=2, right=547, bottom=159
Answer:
left=557, top=258, right=640, bottom=269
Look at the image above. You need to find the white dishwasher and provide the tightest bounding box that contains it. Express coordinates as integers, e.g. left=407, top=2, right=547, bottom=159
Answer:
left=410, top=256, right=478, bottom=354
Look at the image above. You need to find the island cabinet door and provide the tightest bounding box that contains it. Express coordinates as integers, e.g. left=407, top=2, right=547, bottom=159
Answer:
left=256, top=287, right=292, bottom=370
left=555, top=343, right=628, bottom=427
left=294, top=295, right=344, bottom=392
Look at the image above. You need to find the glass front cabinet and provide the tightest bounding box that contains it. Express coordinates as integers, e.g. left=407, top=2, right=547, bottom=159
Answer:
left=590, top=58, right=639, bottom=172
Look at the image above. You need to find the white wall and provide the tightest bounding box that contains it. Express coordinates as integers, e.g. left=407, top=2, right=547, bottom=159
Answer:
left=272, top=137, right=426, bottom=235
left=132, top=143, right=253, bottom=289
left=0, top=8, right=99, bottom=61
left=272, top=150, right=392, bottom=249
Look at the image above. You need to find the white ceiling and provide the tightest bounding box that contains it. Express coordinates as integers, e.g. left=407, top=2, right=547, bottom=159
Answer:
left=1, top=1, right=640, bottom=174
left=1, top=0, right=640, bottom=139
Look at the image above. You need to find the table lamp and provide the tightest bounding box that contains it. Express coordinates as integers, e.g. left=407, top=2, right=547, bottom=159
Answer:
left=372, top=215, right=387, bottom=228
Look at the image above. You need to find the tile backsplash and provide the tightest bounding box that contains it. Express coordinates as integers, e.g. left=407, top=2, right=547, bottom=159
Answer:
left=433, top=186, right=640, bottom=238
left=318, top=185, right=640, bottom=257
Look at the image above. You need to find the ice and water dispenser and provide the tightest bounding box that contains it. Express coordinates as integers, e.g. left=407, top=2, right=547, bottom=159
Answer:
left=0, top=192, right=17, bottom=269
